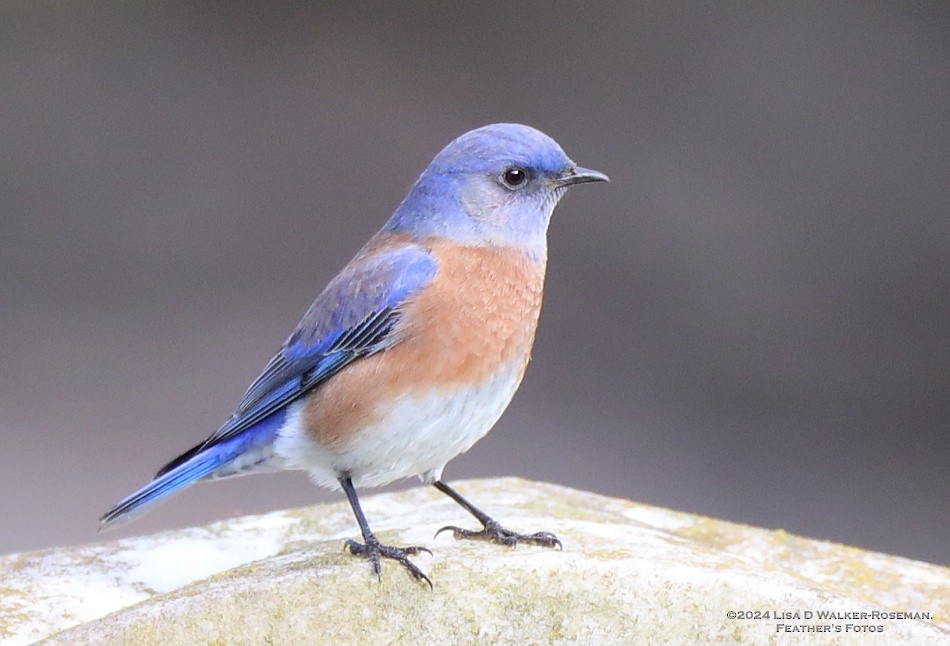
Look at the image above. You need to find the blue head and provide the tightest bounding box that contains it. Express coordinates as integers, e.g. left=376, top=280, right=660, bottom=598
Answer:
left=385, top=124, right=608, bottom=258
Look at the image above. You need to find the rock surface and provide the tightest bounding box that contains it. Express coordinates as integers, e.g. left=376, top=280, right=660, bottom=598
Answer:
left=0, top=478, right=946, bottom=644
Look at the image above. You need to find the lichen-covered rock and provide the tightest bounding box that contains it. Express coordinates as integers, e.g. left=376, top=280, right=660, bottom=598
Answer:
left=1, top=478, right=946, bottom=644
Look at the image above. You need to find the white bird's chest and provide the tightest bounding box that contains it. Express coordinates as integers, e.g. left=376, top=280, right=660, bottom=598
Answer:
left=274, top=360, right=526, bottom=489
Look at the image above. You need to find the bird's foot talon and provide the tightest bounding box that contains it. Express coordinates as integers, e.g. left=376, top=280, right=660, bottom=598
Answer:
left=435, top=520, right=561, bottom=549
left=344, top=537, right=432, bottom=588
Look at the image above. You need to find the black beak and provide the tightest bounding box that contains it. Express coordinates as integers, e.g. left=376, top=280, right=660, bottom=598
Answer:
left=555, top=165, right=610, bottom=187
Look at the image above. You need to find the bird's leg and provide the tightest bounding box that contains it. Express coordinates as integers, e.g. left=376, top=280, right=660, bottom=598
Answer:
left=432, top=480, right=562, bottom=549
left=339, top=476, right=432, bottom=587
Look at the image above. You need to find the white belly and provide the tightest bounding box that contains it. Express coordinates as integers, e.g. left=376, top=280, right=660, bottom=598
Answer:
left=273, top=361, right=525, bottom=489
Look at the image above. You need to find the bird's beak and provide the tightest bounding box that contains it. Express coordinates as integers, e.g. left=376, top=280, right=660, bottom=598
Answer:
left=555, top=165, right=610, bottom=187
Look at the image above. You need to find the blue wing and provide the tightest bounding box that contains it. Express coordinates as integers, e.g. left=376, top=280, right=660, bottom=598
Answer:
left=100, top=244, right=436, bottom=528
left=161, top=244, right=438, bottom=474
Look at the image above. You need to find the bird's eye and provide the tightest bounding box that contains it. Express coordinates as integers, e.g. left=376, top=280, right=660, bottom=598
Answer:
left=501, top=167, right=529, bottom=189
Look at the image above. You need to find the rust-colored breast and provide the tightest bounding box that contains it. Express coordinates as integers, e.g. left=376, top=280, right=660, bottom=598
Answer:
left=302, top=240, right=546, bottom=449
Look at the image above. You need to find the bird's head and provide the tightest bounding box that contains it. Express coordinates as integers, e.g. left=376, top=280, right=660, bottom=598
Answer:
left=386, top=123, right=607, bottom=258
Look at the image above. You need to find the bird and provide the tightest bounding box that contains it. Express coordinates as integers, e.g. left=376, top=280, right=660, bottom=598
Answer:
left=100, top=123, right=608, bottom=586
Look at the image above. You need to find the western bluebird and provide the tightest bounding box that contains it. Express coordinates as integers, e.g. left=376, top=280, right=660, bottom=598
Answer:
left=101, top=123, right=608, bottom=585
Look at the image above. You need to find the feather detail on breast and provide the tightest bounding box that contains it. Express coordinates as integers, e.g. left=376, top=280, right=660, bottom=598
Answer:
left=398, top=239, right=547, bottom=383
left=300, top=241, right=546, bottom=449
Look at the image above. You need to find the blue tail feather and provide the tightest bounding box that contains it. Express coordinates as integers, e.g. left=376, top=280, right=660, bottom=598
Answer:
left=99, top=409, right=286, bottom=529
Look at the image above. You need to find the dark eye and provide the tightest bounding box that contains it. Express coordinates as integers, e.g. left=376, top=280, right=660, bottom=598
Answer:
left=501, top=167, right=529, bottom=189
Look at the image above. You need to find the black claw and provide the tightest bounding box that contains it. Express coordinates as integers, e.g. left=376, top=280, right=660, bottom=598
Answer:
left=434, top=525, right=462, bottom=540
left=344, top=537, right=433, bottom=588
left=435, top=519, right=561, bottom=550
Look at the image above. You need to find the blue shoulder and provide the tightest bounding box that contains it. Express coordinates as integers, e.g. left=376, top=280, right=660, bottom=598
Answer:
left=284, top=245, right=437, bottom=359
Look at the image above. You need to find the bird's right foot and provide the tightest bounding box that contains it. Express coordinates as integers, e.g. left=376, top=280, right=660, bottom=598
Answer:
left=344, top=536, right=432, bottom=588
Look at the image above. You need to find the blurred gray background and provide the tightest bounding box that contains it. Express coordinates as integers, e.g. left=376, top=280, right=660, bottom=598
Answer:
left=1, top=3, right=947, bottom=564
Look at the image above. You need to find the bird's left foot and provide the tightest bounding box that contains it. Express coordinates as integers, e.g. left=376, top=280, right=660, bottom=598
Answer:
left=435, top=519, right=562, bottom=549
